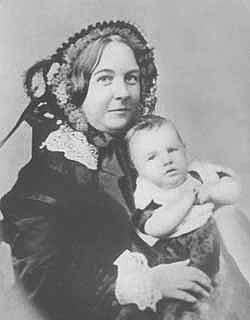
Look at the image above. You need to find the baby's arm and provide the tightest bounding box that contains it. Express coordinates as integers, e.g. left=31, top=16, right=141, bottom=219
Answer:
left=196, top=175, right=241, bottom=207
left=144, top=190, right=196, bottom=238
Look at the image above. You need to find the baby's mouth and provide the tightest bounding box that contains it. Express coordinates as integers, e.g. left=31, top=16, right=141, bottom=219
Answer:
left=165, top=168, right=177, bottom=175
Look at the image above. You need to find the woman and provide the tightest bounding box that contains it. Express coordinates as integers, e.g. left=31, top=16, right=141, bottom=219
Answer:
left=0, top=20, right=249, bottom=320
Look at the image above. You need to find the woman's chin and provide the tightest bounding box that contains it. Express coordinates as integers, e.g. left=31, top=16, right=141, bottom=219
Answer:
left=103, top=116, right=133, bottom=132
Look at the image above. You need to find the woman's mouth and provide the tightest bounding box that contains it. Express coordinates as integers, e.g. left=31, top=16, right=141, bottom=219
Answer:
left=108, top=108, right=130, bottom=112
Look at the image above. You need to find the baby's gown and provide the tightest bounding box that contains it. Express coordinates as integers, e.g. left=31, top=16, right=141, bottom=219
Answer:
left=130, top=164, right=250, bottom=319
left=116, top=208, right=250, bottom=320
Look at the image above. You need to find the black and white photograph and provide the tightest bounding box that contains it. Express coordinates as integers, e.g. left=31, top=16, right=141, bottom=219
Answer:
left=0, top=0, right=250, bottom=319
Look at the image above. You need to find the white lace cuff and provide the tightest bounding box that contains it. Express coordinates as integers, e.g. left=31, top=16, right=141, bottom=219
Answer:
left=114, top=250, right=162, bottom=312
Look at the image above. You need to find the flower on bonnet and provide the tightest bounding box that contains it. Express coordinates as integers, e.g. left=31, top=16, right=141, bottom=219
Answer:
left=31, top=71, right=46, bottom=98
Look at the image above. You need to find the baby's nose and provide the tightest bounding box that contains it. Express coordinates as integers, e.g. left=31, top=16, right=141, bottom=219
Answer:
left=162, top=152, right=173, bottom=165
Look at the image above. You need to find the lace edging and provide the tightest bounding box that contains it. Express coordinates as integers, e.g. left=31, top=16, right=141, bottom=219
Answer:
left=114, top=250, right=162, bottom=311
left=40, top=125, right=98, bottom=170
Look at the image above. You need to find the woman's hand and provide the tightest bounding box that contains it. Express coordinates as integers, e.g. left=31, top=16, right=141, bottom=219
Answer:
left=151, top=260, right=212, bottom=303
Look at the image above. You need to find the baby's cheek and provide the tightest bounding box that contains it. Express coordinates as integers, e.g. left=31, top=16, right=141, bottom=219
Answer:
left=149, top=167, right=160, bottom=179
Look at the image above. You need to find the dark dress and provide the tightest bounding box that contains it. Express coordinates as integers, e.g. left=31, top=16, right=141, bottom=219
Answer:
left=0, top=118, right=138, bottom=320
left=1, top=116, right=250, bottom=320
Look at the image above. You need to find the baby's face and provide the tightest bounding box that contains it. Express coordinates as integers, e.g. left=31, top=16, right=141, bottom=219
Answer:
left=129, top=124, right=188, bottom=189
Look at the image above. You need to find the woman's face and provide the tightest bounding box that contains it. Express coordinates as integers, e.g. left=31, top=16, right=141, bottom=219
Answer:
left=81, top=41, right=141, bottom=133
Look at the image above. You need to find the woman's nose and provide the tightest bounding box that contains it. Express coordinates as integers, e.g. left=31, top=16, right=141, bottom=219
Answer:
left=113, top=78, right=129, bottom=100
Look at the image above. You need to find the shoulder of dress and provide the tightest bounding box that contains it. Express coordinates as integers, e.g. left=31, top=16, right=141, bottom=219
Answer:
left=40, top=125, right=99, bottom=170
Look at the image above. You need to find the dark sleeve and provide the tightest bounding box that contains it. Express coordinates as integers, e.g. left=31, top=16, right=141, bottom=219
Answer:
left=132, top=201, right=161, bottom=233
left=0, top=160, right=131, bottom=320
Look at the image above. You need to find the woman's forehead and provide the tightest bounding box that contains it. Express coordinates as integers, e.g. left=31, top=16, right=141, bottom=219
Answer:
left=93, top=41, right=139, bottom=73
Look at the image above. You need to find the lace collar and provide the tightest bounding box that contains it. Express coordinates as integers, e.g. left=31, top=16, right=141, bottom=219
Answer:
left=40, top=125, right=99, bottom=170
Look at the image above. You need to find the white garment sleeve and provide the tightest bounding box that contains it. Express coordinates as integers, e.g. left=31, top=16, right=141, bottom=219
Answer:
left=114, top=250, right=163, bottom=311
left=134, top=177, right=154, bottom=209
left=188, top=161, right=236, bottom=184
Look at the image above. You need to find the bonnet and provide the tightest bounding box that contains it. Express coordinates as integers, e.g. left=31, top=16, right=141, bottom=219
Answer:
left=0, top=20, right=158, bottom=148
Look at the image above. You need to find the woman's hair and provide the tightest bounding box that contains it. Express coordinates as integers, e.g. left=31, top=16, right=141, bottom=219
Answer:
left=23, top=21, right=158, bottom=133
left=71, top=34, right=146, bottom=97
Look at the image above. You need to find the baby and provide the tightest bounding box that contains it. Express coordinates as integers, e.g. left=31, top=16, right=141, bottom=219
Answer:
left=125, top=114, right=241, bottom=318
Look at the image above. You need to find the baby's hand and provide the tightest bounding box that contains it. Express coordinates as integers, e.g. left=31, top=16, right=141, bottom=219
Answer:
left=183, top=189, right=197, bottom=204
left=195, top=183, right=216, bottom=204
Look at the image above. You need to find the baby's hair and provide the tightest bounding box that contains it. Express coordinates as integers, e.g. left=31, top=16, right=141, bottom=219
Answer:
left=126, top=114, right=185, bottom=149
left=125, top=115, right=185, bottom=169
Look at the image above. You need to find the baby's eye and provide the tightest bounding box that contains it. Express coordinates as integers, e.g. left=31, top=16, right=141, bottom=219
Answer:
left=167, top=147, right=178, bottom=153
left=125, top=73, right=140, bottom=85
left=97, top=75, right=113, bottom=85
left=147, top=154, right=156, bottom=161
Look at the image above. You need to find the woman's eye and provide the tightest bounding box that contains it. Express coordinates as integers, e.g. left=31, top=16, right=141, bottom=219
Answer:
left=125, top=74, right=139, bottom=85
left=97, top=75, right=113, bottom=85
left=148, top=154, right=156, bottom=161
